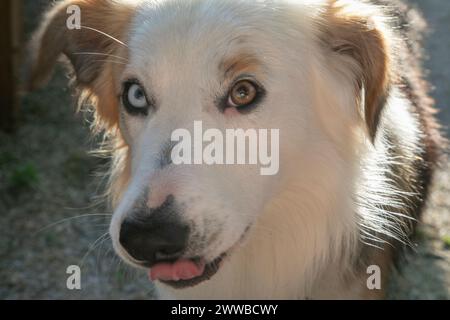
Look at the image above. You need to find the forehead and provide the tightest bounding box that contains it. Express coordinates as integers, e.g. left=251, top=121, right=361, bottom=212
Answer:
left=125, top=0, right=314, bottom=80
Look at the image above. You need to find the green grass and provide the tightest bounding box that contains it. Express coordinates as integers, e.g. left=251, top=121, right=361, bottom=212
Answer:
left=9, top=163, right=39, bottom=190
left=443, top=235, right=450, bottom=250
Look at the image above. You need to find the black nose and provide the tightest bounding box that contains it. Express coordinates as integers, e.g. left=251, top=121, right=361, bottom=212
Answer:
left=119, top=196, right=189, bottom=266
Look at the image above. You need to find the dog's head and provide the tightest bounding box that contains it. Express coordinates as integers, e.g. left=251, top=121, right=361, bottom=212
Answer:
left=29, top=0, right=391, bottom=288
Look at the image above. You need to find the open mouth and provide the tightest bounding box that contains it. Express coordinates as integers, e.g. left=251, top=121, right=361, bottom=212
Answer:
left=149, top=254, right=226, bottom=289
left=148, top=226, right=251, bottom=289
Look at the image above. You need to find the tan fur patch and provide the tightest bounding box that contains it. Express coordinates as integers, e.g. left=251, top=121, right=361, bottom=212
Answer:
left=220, top=53, right=262, bottom=81
left=321, top=0, right=392, bottom=141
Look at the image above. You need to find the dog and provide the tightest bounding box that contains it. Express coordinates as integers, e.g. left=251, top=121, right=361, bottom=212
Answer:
left=28, top=0, right=444, bottom=299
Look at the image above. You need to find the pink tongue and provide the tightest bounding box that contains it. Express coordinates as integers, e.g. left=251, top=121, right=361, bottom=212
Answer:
left=149, top=259, right=205, bottom=282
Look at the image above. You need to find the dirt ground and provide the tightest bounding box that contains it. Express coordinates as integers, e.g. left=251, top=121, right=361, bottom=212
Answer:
left=0, top=0, right=449, bottom=300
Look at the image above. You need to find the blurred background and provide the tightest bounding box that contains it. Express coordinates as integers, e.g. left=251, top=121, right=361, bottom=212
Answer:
left=0, top=0, right=449, bottom=299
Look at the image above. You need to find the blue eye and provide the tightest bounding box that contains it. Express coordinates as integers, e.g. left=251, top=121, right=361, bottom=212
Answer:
left=122, top=81, right=150, bottom=115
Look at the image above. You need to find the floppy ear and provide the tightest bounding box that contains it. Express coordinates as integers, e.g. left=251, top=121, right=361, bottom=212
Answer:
left=27, top=0, right=137, bottom=129
left=321, top=0, right=392, bottom=141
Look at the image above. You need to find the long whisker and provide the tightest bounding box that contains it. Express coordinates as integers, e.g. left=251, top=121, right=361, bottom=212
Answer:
left=97, top=239, right=114, bottom=272
left=92, top=59, right=128, bottom=66
left=73, top=52, right=128, bottom=61
left=33, top=214, right=112, bottom=236
left=64, top=202, right=104, bottom=211
left=80, top=232, right=111, bottom=267
left=80, top=25, right=128, bottom=48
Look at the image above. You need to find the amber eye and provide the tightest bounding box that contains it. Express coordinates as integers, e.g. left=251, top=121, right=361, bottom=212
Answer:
left=228, top=80, right=258, bottom=108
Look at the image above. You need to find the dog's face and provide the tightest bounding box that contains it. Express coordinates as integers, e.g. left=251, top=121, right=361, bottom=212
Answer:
left=111, top=1, right=317, bottom=286
left=30, top=0, right=390, bottom=288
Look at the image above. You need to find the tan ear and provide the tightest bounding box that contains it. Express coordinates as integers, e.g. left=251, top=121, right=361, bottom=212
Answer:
left=321, top=0, right=392, bottom=141
left=27, top=0, right=136, bottom=128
